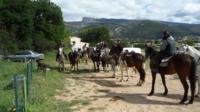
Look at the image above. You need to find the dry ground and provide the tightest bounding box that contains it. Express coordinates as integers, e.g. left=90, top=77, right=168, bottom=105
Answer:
left=55, top=62, right=200, bottom=112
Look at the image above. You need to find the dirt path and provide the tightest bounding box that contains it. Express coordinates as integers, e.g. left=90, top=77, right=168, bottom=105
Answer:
left=55, top=63, right=200, bottom=112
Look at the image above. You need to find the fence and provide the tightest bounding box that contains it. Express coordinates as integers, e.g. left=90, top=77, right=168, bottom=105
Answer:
left=13, top=59, right=33, bottom=112
left=13, top=75, right=27, bottom=112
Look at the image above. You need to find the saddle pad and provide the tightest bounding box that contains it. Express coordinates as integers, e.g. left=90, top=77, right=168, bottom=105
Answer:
left=160, top=56, right=173, bottom=67
left=161, top=56, right=173, bottom=63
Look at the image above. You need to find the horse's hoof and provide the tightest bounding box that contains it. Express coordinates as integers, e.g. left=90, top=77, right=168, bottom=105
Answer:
left=179, top=101, right=185, bottom=104
left=148, top=92, right=154, bottom=96
left=163, top=91, right=168, bottom=96
left=188, top=101, right=193, bottom=104
left=195, top=95, right=199, bottom=98
left=136, top=83, right=141, bottom=86
left=111, top=76, right=115, bottom=78
left=136, top=82, right=142, bottom=86
left=179, top=99, right=187, bottom=104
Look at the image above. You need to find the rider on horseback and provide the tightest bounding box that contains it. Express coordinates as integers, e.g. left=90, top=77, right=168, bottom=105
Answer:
left=155, top=31, right=177, bottom=71
left=71, top=41, right=78, bottom=53
left=160, top=31, right=176, bottom=57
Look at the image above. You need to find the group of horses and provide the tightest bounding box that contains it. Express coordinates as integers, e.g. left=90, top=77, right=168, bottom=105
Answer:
left=56, top=42, right=200, bottom=105
left=56, top=43, right=146, bottom=86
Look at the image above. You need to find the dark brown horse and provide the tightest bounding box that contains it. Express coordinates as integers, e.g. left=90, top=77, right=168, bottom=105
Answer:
left=68, top=51, right=79, bottom=71
left=119, top=51, right=146, bottom=86
left=145, top=45, right=196, bottom=104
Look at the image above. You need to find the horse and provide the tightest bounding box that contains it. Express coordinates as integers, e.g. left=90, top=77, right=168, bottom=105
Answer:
left=56, top=47, right=66, bottom=71
left=68, top=51, right=79, bottom=72
left=145, top=45, right=196, bottom=104
left=119, top=51, right=146, bottom=86
left=100, top=47, right=117, bottom=76
left=88, top=47, right=101, bottom=71
left=108, top=44, right=124, bottom=78
left=178, top=44, right=200, bottom=97
left=79, top=48, right=89, bottom=64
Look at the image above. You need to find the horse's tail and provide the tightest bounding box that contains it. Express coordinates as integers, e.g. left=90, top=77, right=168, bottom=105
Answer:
left=190, top=57, right=196, bottom=80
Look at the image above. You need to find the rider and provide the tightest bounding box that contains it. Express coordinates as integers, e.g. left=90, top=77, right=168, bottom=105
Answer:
left=71, top=41, right=78, bottom=53
left=155, top=31, right=176, bottom=70
left=110, top=39, right=123, bottom=55
left=160, top=30, right=176, bottom=57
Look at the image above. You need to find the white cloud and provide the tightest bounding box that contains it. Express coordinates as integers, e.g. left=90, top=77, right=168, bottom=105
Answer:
left=51, top=0, right=200, bottom=24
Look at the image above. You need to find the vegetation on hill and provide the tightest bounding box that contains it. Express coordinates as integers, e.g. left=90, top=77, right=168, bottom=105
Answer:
left=78, top=26, right=113, bottom=46
left=0, top=0, right=70, bottom=53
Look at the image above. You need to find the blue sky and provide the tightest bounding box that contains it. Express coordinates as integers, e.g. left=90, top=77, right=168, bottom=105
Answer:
left=51, top=0, right=200, bottom=24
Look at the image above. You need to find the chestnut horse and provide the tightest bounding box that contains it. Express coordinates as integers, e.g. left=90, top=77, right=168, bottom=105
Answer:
left=119, top=51, right=146, bottom=86
left=145, top=45, right=196, bottom=104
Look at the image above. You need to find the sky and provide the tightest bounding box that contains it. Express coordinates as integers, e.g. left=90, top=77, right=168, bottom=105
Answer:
left=51, top=0, right=200, bottom=24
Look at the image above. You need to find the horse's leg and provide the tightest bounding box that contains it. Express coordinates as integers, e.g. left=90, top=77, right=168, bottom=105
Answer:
left=97, top=61, right=100, bottom=71
left=62, top=62, right=65, bottom=71
left=59, top=62, right=61, bottom=71
left=136, top=67, right=146, bottom=86
left=179, top=77, right=189, bottom=104
left=111, top=63, right=115, bottom=78
left=149, top=72, right=156, bottom=96
left=160, top=74, right=168, bottom=95
left=188, top=73, right=196, bottom=104
left=76, top=62, right=78, bottom=72
left=126, top=67, right=129, bottom=81
left=93, top=61, right=96, bottom=71
left=120, top=65, right=124, bottom=82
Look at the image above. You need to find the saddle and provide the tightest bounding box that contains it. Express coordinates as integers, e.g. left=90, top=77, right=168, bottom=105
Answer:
left=160, top=56, right=173, bottom=67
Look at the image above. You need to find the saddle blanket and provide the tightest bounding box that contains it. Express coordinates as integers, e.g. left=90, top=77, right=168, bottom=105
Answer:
left=123, top=47, right=142, bottom=54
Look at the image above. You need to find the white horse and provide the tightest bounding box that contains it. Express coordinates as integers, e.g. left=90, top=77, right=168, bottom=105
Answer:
left=178, top=44, right=200, bottom=96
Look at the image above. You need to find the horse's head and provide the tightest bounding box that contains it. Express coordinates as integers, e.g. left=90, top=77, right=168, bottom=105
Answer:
left=58, top=47, right=64, bottom=56
left=144, top=44, right=157, bottom=59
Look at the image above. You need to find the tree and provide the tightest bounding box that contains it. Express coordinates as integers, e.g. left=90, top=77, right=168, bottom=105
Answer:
left=0, top=0, right=69, bottom=53
left=79, top=26, right=111, bottom=46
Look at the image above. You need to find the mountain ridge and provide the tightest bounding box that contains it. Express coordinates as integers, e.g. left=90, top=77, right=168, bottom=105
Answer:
left=65, top=17, right=200, bottom=39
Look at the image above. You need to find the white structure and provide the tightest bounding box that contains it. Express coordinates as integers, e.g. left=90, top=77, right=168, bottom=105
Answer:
left=70, top=36, right=89, bottom=50
left=123, top=47, right=142, bottom=54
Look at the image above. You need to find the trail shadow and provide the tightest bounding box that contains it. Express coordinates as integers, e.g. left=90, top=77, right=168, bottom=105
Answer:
left=72, top=77, right=134, bottom=88
left=93, top=90, right=200, bottom=105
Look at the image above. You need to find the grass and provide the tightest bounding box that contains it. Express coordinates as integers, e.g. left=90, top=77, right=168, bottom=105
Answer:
left=0, top=50, right=88, bottom=112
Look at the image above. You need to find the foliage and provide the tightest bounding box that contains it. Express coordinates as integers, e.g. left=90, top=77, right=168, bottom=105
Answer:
left=0, top=0, right=69, bottom=53
left=184, top=38, right=196, bottom=46
left=79, top=26, right=112, bottom=46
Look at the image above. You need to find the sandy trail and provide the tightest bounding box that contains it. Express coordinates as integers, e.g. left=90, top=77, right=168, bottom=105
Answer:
left=55, top=63, right=200, bottom=112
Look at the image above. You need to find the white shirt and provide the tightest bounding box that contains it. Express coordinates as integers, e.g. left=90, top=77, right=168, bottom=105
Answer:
left=71, top=44, right=78, bottom=52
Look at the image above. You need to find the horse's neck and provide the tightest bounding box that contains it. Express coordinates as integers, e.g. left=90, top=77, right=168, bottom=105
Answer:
left=149, top=49, right=158, bottom=59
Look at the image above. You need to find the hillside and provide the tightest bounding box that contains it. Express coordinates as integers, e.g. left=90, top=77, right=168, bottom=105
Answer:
left=65, top=17, right=200, bottom=39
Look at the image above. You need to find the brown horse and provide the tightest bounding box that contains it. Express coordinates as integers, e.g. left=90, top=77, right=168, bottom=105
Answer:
left=119, top=51, right=146, bottom=86
left=68, top=51, right=79, bottom=72
left=145, top=45, right=196, bottom=104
